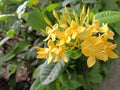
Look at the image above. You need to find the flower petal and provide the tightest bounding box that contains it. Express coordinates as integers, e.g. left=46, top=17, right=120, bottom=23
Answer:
left=53, top=55, right=60, bottom=62
left=108, top=51, right=119, bottom=58
left=47, top=53, right=53, bottom=63
left=61, top=53, right=68, bottom=62
left=96, top=52, right=108, bottom=62
left=87, top=56, right=96, bottom=68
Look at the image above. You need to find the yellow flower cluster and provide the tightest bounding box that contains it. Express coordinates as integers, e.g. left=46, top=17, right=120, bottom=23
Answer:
left=35, top=7, right=118, bottom=67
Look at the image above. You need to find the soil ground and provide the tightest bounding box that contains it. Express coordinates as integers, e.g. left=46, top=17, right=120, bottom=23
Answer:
left=100, top=59, right=120, bottom=90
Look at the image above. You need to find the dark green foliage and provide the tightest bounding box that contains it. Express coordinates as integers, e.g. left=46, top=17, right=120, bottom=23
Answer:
left=0, top=0, right=120, bottom=90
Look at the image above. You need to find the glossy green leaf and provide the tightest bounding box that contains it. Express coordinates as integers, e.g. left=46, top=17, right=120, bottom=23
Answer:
left=3, top=44, right=18, bottom=62
left=33, top=65, right=42, bottom=79
left=67, top=50, right=82, bottom=59
left=10, top=0, right=24, bottom=3
left=43, top=3, right=59, bottom=13
left=45, top=82, right=57, bottom=90
left=6, top=29, right=15, bottom=37
left=101, top=0, right=119, bottom=10
left=59, top=70, right=81, bottom=89
left=111, top=22, right=120, bottom=35
left=7, top=64, right=16, bottom=73
left=0, top=15, right=7, bottom=21
left=40, top=58, right=68, bottom=85
left=30, top=79, right=45, bottom=90
left=94, top=11, right=120, bottom=24
left=114, top=36, right=120, bottom=53
left=27, top=0, right=38, bottom=6
left=88, top=61, right=100, bottom=75
left=88, top=74, right=103, bottom=83
left=83, top=0, right=97, bottom=3
left=4, top=54, right=16, bottom=62
left=62, top=0, right=74, bottom=7
left=27, top=9, right=47, bottom=31
left=15, top=40, right=29, bottom=54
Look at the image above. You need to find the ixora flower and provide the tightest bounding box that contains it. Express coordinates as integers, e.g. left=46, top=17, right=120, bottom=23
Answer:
left=35, top=6, right=118, bottom=68
left=81, top=36, right=118, bottom=67
left=44, top=24, right=58, bottom=41
left=35, top=40, right=68, bottom=63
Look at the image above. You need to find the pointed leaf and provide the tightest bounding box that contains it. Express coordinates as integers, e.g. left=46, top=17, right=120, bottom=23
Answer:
left=83, top=0, right=97, bottom=3
left=6, top=29, right=15, bottom=37
left=27, top=9, right=47, bottom=31
left=111, top=22, right=120, bottom=35
left=62, top=0, right=74, bottom=7
left=88, top=74, right=103, bottom=83
left=101, top=0, right=119, bottom=10
left=94, top=11, right=120, bottom=24
left=59, top=70, right=81, bottom=89
left=40, top=58, right=68, bottom=85
left=67, top=50, right=82, bottom=60
left=27, top=0, right=38, bottom=6
left=43, top=3, right=59, bottom=13
left=30, top=79, right=45, bottom=90
left=33, top=64, right=42, bottom=79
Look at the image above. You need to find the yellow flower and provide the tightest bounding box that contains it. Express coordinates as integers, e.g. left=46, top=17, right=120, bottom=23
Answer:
left=103, top=30, right=114, bottom=40
left=35, top=40, right=68, bottom=63
left=34, top=46, right=49, bottom=58
left=96, top=42, right=119, bottom=61
left=65, top=20, right=84, bottom=40
left=35, top=6, right=118, bottom=68
left=35, top=40, right=55, bottom=63
left=52, top=45, right=68, bottom=62
left=44, top=24, right=58, bottom=41
left=81, top=36, right=118, bottom=67
left=55, top=31, right=71, bottom=46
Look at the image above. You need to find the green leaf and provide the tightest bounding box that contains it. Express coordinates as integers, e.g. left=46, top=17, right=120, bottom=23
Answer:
left=94, top=11, right=120, bottom=24
left=27, top=0, right=38, bottom=6
left=33, top=65, right=42, bottom=79
left=0, top=68, right=5, bottom=75
left=7, top=64, right=16, bottom=73
left=114, top=36, right=120, bottom=53
left=111, top=22, right=120, bottom=35
left=88, top=74, right=103, bottom=83
left=45, top=82, right=57, bottom=90
left=0, top=15, right=7, bottom=21
left=101, top=0, right=119, bottom=10
left=43, top=3, right=59, bottom=13
left=59, top=70, right=81, bottom=89
left=88, top=60, right=100, bottom=75
left=40, top=58, right=68, bottom=85
left=3, top=44, right=18, bottom=62
left=15, top=40, right=29, bottom=54
left=30, top=79, right=45, bottom=90
left=6, top=29, right=15, bottom=37
left=27, top=9, right=47, bottom=31
left=4, top=54, right=16, bottom=62
left=10, top=0, right=24, bottom=3
left=83, top=0, right=97, bottom=3
left=62, top=0, right=74, bottom=7
left=67, top=50, right=82, bottom=59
